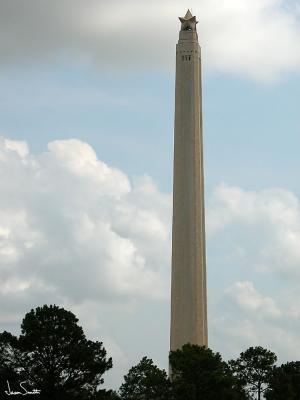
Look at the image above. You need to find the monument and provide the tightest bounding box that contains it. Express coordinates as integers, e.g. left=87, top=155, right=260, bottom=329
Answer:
left=170, top=10, right=208, bottom=351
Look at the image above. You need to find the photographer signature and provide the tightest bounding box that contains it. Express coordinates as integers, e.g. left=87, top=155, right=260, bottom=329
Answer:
left=4, top=380, right=41, bottom=396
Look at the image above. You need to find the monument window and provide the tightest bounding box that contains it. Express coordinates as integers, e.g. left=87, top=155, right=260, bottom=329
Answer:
left=182, top=55, right=192, bottom=62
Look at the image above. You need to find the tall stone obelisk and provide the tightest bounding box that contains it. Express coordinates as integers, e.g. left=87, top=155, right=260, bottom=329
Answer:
left=170, top=10, right=208, bottom=351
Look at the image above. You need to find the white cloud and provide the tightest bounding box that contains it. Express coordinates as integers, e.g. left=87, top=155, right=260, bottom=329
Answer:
left=207, top=184, right=300, bottom=364
left=198, top=0, right=300, bottom=81
left=0, top=135, right=173, bottom=388
left=0, top=0, right=300, bottom=81
left=207, top=183, right=300, bottom=278
left=0, top=137, right=171, bottom=311
left=212, top=281, right=300, bottom=363
left=0, top=137, right=29, bottom=159
left=225, top=281, right=281, bottom=318
left=2, top=137, right=300, bottom=386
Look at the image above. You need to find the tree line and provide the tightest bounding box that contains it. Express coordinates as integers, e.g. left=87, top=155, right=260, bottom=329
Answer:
left=0, top=305, right=299, bottom=399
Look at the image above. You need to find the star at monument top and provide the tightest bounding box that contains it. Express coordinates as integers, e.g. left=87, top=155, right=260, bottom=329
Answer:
left=179, top=9, right=198, bottom=31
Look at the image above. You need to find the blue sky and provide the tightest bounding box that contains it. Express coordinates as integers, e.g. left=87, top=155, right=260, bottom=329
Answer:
left=2, top=66, right=300, bottom=194
left=1, top=0, right=300, bottom=390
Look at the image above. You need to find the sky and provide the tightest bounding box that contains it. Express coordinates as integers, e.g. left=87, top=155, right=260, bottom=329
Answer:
left=0, top=0, right=300, bottom=390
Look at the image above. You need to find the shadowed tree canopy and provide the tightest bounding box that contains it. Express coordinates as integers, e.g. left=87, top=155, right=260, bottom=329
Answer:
left=0, top=305, right=112, bottom=400
left=169, top=344, right=246, bottom=400
left=265, top=361, right=300, bottom=400
left=229, top=346, right=277, bottom=400
left=95, top=389, right=121, bottom=400
left=119, top=356, right=170, bottom=400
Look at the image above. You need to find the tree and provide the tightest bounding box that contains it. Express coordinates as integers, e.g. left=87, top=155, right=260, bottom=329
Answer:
left=229, top=346, right=277, bottom=400
left=169, top=344, right=246, bottom=400
left=95, top=389, right=121, bottom=400
left=0, top=331, right=25, bottom=398
left=119, top=356, right=170, bottom=400
left=0, top=305, right=112, bottom=399
left=265, top=361, right=300, bottom=400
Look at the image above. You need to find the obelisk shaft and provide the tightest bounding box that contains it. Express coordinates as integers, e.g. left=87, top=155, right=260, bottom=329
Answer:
left=170, top=11, right=208, bottom=351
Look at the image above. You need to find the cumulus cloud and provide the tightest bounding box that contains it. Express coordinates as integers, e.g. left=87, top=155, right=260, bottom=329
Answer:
left=0, top=136, right=171, bottom=321
left=212, top=280, right=300, bottom=363
left=225, top=281, right=281, bottom=319
left=207, top=184, right=300, bottom=363
left=2, top=137, right=300, bottom=385
left=0, top=0, right=300, bottom=80
left=207, top=183, right=300, bottom=279
left=0, top=135, right=173, bottom=387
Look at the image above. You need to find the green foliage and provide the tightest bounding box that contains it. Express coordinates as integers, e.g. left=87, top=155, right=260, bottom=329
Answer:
left=0, top=330, right=31, bottom=398
left=229, top=346, right=277, bottom=400
left=119, top=356, right=170, bottom=400
left=169, top=344, right=246, bottom=400
left=265, top=362, right=300, bottom=400
left=0, top=304, right=112, bottom=400
left=95, top=389, right=121, bottom=400
left=4, top=306, right=300, bottom=400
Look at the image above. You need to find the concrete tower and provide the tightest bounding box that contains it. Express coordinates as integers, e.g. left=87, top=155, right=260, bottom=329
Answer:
left=170, top=9, right=208, bottom=351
